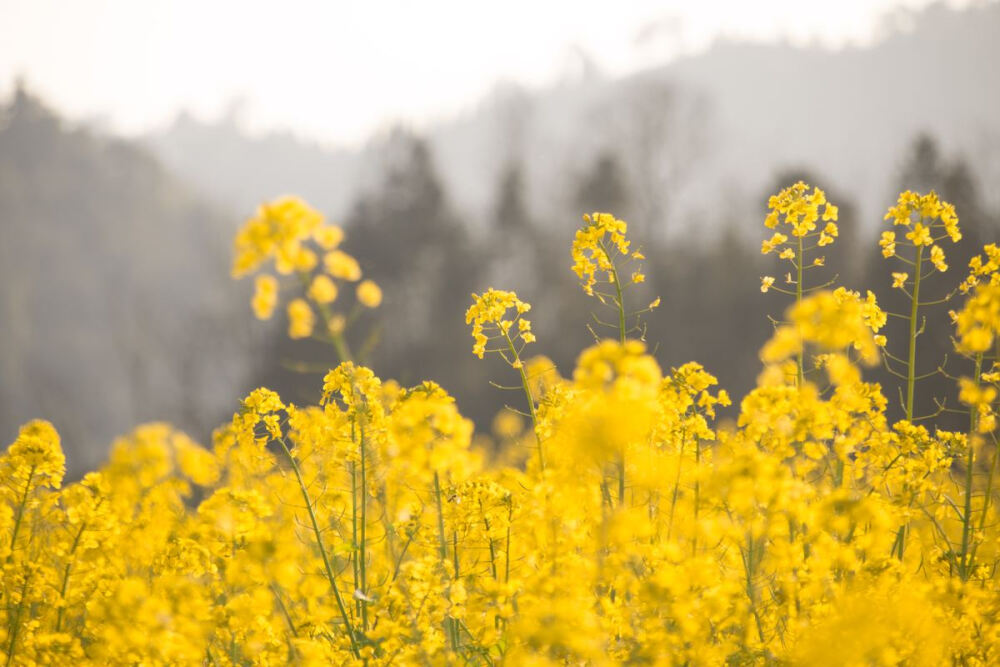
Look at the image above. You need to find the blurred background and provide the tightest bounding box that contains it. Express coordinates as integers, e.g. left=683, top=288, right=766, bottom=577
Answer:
left=2, top=0, right=999, bottom=476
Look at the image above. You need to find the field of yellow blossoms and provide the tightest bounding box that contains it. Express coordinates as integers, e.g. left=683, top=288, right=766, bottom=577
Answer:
left=4, top=185, right=1000, bottom=665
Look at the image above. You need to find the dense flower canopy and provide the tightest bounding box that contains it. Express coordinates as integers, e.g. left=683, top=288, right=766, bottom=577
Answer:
left=3, top=187, right=1000, bottom=665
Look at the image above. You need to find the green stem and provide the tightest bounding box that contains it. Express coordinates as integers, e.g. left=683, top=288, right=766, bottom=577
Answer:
left=612, top=269, right=627, bottom=345
left=906, top=246, right=924, bottom=421
left=434, top=472, right=459, bottom=652
left=502, top=330, right=544, bottom=471
left=666, top=433, right=686, bottom=539
left=959, top=353, right=983, bottom=580
left=743, top=532, right=766, bottom=645
left=482, top=515, right=499, bottom=582
left=55, top=518, right=91, bottom=632
left=970, top=432, right=1000, bottom=569
left=618, top=453, right=626, bottom=507
left=8, top=466, right=36, bottom=558
left=5, top=572, right=31, bottom=667
left=358, top=422, right=369, bottom=633
left=504, top=501, right=513, bottom=585
left=888, top=242, right=929, bottom=560
left=276, top=438, right=360, bottom=659
left=796, top=235, right=804, bottom=387
left=693, top=439, right=701, bottom=555
left=433, top=473, right=449, bottom=565
left=350, top=460, right=360, bottom=618
left=271, top=584, right=299, bottom=638
left=598, top=239, right=628, bottom=344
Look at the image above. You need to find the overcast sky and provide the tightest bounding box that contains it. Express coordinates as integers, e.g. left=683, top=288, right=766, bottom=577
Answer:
left=0, top=0, right=976, bottom=146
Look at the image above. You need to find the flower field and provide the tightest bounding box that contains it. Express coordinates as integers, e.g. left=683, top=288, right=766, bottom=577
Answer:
left=3, top=185, right=1000, bottom=664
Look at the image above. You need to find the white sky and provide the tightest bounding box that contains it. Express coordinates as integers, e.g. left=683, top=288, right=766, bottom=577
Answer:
left=0, top=0, right=974, bottom=146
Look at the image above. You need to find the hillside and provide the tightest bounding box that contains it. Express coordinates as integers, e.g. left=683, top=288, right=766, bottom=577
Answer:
left=0, top=88, right=257, bottom=474
left=145, top=1, right=1000, bottom=238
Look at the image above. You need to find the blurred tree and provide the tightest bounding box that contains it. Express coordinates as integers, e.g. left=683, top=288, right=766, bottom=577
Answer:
left=0, top=85, right=250, bottom=476
left=649, top=223, right=769, bottom=411
left=574, top=151, right=632, bottom=219
left=345, top=129, right=488, bottom=408
left=590, top=79, right=711, bottom=241
left=494, top=161, right=532, bottom=234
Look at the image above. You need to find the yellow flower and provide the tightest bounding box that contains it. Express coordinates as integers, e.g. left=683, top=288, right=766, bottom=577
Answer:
left=307, top=274, right=338, bottom=304
left=885, top=191, right=918, bottom=225
left=313, top=225, right=345, bottom=250
left=571, top=212, right=631, bottom=295
left=287, top=298, right=315, bottom=339
left=356, top=280, right=383, bottom=308
left=906, top=222, right=932, bottom=247
left=232, top=195, right=324, bottom=277
left=892, top=272, right=908, bottom=289
left=492, top=410, right=524, bottom=439
left=955, top=284, right=1000, bottom=354
left=765, top=181, right=832, bottom=239
left=879, top=231, right=897, bottom=258
left=941, top=202, right=961, bottom=241
left=761, top=232, right=788, bottom=254
left=251, top=274, right=279, bottom=319
left=930, top=245, right=947, bottom=272
left=5, top=419, right=65, bottom=489
left=292, top=246, right=318, bottom=272
left=960, top=245, right=1000, bottom=293
left=761, top=289, right=881, bottom=366
left=884, top=190, right=961, bottom=252
left=324, top=250, right=362, bottom=281
left=466, top=289, right=532, bottom=358
left=328, top=313, right=346, bottom=334
left=760, top=276, right=775, bottom=293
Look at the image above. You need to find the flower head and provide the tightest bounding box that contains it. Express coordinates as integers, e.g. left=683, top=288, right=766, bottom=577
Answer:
left=357, top=280, right=383, bottom=308
left=466, top=289, right=533, bottom=359
left=4, top=419, right=65, bottom=489
left=571, top=212, right=632, bottom=296
left=287, top=298, right=315, bottom=339
left=765, top=182, right=837, bottom=239
left=252, top=274, right=279, bottom=319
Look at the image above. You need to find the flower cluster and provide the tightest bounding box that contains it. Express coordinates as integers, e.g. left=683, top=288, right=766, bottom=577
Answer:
left=960, top=243, right=1000, bottom=293
left=880, top=190, right=961, bottom=272
left=233, top=195, right=381, bottom=348
left=571, top=212, right=647, bottom=296
left=954, top=283, right=1000, bottom=354
left=760, top=181, right=839, bottom=293
left=4, top=186, right=1000, bottom=666
left=465, top=288, right=534, bottom=360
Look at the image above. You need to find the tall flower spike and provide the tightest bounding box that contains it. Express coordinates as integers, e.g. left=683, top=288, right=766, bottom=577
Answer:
left=465, top=289, right=533, bottom=360
left=5, top=419, right=65, bottom=490
left=571, top=212, right=633, bottom=296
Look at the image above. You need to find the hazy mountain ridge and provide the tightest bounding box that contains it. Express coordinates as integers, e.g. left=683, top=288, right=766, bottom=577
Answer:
left=145, top=2, right=1000, bottom=237
left=658, top=1, right=1000, bottom=231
